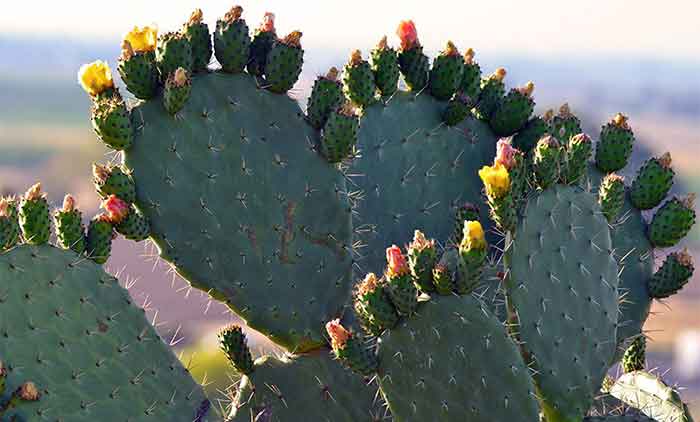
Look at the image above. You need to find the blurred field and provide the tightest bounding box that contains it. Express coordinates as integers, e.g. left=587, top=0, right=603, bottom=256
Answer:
left=1, top=36, right=699, bottom=412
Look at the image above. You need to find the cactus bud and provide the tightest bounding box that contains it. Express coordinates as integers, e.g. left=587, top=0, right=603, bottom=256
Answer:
left=326, top=66, right=339, bottom=81
left=377, top=35, right=389, bottom=50
left=219, top=325, right=255, bottom=376
left=120, top=40, right=135, bottom=61
left=282, top=31, right=303, bottom=48
left=78, top=60, right=115, bottom=97
left=649, top=195, right=696, bottom=247
left=188, top=8, right=203, bottom=25
left=649, top=248, right=694, bottom=298
left=344, top=49, right=375, bottom=108
left=495, top=138, right=518, bottom=170
left=326, top=319, right=378, bottom=376
left=463, top=48, right=475, bottom=64
left=61, top=194, right=76, bottom=212
left=630, top=153, right=675, bottom=210
left=492, top=68, right=507, bottom=82
left=0, top=198, right=10, bottom=218
left=518, top=81, right=535, bottom=97
left=596, top=112, right=635, bottom=172
left=349, top=49, right=363, bottom=66
left=101, top=195, right=130, bottom=224
left=260, top=12, right=275, bottom=33
left=354, top=273, right=399, bottom=335
left=24, top=183, right=45, bottom=202
left=385, top=245, right=418, bottom=315
left=223, top=5, right=244, bottom=23
left=396, top=20, right=418, bottom=50
left=599, top=174, right=626, bottom=223
left=18, top=382, right=40, bottom=402
left=325, top=319, right=350, bottom=351
left=407, top=230, right=437, bottom=293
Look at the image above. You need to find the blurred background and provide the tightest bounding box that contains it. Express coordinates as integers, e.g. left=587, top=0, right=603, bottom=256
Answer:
left=1, top=0, right=699, bottom=410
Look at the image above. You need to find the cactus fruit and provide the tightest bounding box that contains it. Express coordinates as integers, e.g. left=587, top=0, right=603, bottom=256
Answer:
left=457, top=220, right=487, bottom=293
left=228, top=350, right=381, bottom=422
left=407, top=230, right=438, bottom=292
left=321, top=102, right=359, bottom=163
left=563, top=133, right=594, bottom=184
left=513, top=114, right=550, bottom=153
left=118, top=30, right=159, bottom=99
left=163, top=67, right=192, bottom=114
left=649, top=249, right=694, bottom=298
left=343, top=50, right=376, bottom=107
left=396, top=20, right=429, bottom=91
left=505, top=185, right=620, bottom=421
left=264, top=31, right=304, bottom=93
left=475, top=67, right=506, bottom=120
left=86, top=214, right=114, bottom=264
left=648, top=194, right=696, bottom=247
left=532, top=135, right=563, bottom=189
left=353, top=272, right=399, bottom=335
left=371, top=36, right=400, bottom=97
left=0, top=203, right=211, bottom=421
left=92, top=163, right=136, bottom=203
left=183, top=9, right=213, bottom=72
left=489, top=81, right=535, bottom=136
left=91, top=94, right=134, bottom=150
left=384, top=245, right=418, bottom=315
left=460, top=48, right=482, bottom=101
left=621, top=336, right=646, bottom=373
left=550, top=103, right=582, bottom=143
left=248, top=12, right=276, bottom=76
left=307, top=67, right=344, bottom=129
left=53, top=194, right=86, bottom=254
left=596, top=113, right=635, bottom=173
left=19, top=183, right=50, bottom=245
left=214, top=6, right=250, bottom=74
left=219, top=325, right=255, bottom=376
left=429, top=41, right=464, bottom=100
left=0, top=197, right=20, bottom=250
left=630, top=153, right=675, bottom=210
left=326, top=319, right=378, bottom=375
left=156, top=31, right=193, bottom=78
left=599, top=174, right=626, bottom=223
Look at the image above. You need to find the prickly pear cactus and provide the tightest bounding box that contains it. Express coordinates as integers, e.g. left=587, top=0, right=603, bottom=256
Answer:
left=609, top=371, right=694, bottom=422
left=0, top=185, right=213, bottom=421
left=82, top=7, right=354, bottom=353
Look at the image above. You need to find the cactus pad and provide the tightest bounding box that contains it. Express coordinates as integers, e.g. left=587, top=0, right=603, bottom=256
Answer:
left=123, top=72, right=353, bottom=351
left=376, top=294, right=539, bottom=421
left=228, top=351, right=382, bottom=422
left=506, top=185, right=620, bottom=421
left=0, top=245, right=211, bottom=421
left=609, top=371, right=694, bottom=422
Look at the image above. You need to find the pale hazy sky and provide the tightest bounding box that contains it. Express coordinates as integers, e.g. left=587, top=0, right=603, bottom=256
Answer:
left=3, top=0, right=699, bottom=59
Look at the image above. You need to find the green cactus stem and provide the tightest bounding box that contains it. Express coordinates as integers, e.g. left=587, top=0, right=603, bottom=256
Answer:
left=307, top=67, right=344, bottom=129
left=648, top=194, right=696, bottom=247
left=343, top=49, right=376, bottom=107
left=630, top=153, right=675, bottom=210
left=248, top=12, right=277, bottom=76
left=219, top=325, right=255, bottom=375
left=371, top=36, right=400, bottom=97
left=429, top=40, right=464, bottom=100
left=599, top=174, right=626, bottom=223
left=214, top=5, right=250, bottom=74
left=53, top=194, right=86, bottom=254
left=183, top=9, right=212, bottom=72
left=649, top=249, right=694, bottom=299
left=596, top=113, right=635, bottom=173
left=163, top=67, right=192, bottom=115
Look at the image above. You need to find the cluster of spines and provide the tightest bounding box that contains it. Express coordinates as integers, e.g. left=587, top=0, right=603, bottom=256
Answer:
left=0, top=183, right=117, bottom=264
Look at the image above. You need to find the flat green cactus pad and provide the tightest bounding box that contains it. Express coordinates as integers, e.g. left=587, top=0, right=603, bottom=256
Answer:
left=229, top=351, right=383, bottom=421
left=351, top=92, right=497, bottom=274
left=124, top=72, right=353, bottom=352
left=506, top=185, right=620, bottom=421
left=0, top=245, right=212, bottom=421
left=610, top=371, right=694, bottom=422
left=376, top=294, right=539, bottom=421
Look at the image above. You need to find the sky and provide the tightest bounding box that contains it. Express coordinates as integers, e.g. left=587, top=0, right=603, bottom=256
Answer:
left=2, top=0, right=700, bottom=60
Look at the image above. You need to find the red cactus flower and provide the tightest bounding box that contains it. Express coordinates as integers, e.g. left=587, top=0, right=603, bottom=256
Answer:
left=102, top=195, right=129, bottom=224
left=396, top=20, right=418, bottom=50
left=261, top=12, right=275, bottom=32
left=386, top=245, right=409, bottom=278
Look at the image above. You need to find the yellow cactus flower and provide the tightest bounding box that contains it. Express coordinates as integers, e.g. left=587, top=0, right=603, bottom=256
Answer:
left=479, top=163, right=510, bottom=199
left=124, top=26, right=158, bottom=53
left=461, top=220, right=486, bottom=251
left=78, top=60, right=114, bottom=97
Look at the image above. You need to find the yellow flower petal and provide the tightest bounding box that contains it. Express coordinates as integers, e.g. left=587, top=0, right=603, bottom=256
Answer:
left=461, top=220, right=486, bottom=251
left=124, top=26, right=158, bottom=53
left=479, top=163, right=511, bottom=199
left=78, top=60, right=114, bottom=97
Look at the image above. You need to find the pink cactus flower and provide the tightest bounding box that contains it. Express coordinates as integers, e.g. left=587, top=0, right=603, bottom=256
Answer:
left=386, top=245, right=409, bottom=278
left=261, top=12, right=275, bottom=32
left=102, top=195, right=129, bottom=224
left=325, top=318, right=350, bottom=350
left=396, top=20, right=418, bottom=50
left=495, top=138, right=519, bottom=170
